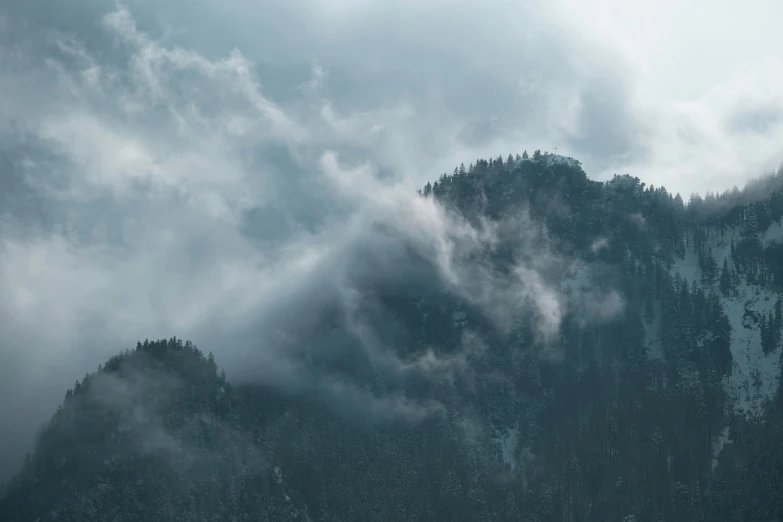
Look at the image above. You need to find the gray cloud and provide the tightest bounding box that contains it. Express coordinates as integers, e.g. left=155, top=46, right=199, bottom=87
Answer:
left=726, top=102, right=783, bottom=134
left=569, top=74, right=650, bottom=164
left=0, top=2, right=577, bottom=479
left=1, top=0, right=780, bottom=481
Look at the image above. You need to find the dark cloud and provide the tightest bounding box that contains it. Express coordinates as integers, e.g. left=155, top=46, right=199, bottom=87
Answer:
left=1, top=0, right=779, bottom=482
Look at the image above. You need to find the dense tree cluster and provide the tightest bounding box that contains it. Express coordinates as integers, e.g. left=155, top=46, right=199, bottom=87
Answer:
left=2, top=154, right=783, bottom=521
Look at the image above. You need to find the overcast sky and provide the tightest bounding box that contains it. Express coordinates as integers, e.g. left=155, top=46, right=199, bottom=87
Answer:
left=2, top=0, right=783, bottom=479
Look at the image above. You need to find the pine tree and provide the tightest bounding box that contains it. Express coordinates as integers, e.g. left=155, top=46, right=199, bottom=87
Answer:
left=719, top=258, right=732, bottom=296
left=774, top=297, right=783, bottom=349
left=761, top=314, right=770, bottom=354
left=744, top=204, right=759, bottom=239
left=730, top=240, right=739, bottom=271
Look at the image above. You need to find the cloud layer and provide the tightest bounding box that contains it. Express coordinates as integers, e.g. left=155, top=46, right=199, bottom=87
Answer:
left=2, top=0, right=783, bottom=479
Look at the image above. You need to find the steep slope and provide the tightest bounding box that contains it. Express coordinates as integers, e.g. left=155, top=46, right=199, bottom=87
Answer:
left=670, top=227, right=781, bottom=414
left=2, top=152, right=783, bottom=522
left=0, top=339, right=303, bottom=521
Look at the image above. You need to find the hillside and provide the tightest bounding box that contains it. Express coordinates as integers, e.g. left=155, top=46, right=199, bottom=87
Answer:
left=2, top=152, right=783, bottom=521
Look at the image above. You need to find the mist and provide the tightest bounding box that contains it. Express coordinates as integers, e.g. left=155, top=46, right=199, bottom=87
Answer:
left=2, top=0, right=783, bottom=481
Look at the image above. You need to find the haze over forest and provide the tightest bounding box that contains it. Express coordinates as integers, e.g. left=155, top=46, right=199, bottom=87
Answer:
left=2, top=2, right=783, bottom=519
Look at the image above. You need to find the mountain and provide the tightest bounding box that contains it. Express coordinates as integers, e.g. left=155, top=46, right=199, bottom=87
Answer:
left=2, top=152, right=783, bottom=521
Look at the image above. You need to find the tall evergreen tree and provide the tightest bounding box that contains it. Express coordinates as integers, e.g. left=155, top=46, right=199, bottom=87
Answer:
left=720, top=258, right=732, bottom=296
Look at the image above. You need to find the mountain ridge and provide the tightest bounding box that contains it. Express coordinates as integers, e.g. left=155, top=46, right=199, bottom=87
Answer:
left=2, top=153, right=783, bottom=521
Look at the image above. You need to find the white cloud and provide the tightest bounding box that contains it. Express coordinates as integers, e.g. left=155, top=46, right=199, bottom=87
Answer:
left=0, top=4, right=572, bottom=476
left=551, top=0, right=783, bottom=193
left=2, top=0, right=783, bottom=478
left=614, top=56, right=783, bottom=196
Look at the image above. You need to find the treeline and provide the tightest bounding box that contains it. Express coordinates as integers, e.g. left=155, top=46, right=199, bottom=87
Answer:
left=2, top=155, right=783, bottom=521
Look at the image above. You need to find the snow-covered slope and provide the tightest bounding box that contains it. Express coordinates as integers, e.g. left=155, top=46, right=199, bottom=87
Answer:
left=670, top=228, right=781, bottom=415
left=668, top=224, right=782, bottom=466
left=558, top=221, right=780, bottom=472
left=671, top=243, right=702, bottom=287
left=722, top=283, right=780, bottom=414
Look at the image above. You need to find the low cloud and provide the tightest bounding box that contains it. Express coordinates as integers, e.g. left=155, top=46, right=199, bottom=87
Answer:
left=2, top=0, right=773, bottom=480
left=591, top=237, right=610, bottom=253
left=0, top=3, right=576, bottom=478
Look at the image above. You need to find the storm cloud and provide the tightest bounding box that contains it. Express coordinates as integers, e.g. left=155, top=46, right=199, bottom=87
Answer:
left=2, top=0, right=783, bottom=480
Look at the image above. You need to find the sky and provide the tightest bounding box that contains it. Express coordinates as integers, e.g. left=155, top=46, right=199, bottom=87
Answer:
left=1, top=0, right=783, bottom=479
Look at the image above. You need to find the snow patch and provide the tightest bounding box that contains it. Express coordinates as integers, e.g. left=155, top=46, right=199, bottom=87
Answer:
left=669, top=230, right=781, bottom=416
left=711, top=425, right=730, bottom=470
left=721, top=283, right=781, bottom=415
left=493, top=424, right=519, bottom=470
left=703, top=225, right=742, bottom=269
left=671, top=244, right=701, bottom=286
left=762, top=219, right=783, bottom=247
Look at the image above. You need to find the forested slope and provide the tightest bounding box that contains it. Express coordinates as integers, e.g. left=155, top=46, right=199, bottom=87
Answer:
left=2, top=152, right=783, bottom=521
